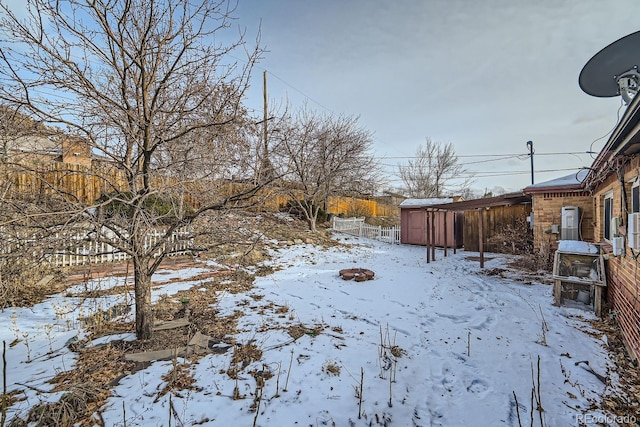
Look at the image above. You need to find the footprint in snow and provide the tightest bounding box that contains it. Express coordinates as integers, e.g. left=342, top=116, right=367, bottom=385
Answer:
left=435, top=312, right=471, bottom=324
left=466, top=378, right=490, bottom=397
left=440, top=363, right=457, bottom=393
left=470, top=314, right=496, bottom=331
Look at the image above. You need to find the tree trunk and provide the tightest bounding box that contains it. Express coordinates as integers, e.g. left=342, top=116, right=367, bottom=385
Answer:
left=308, top=216, right=317, bottom=233
left=134, top=258, right=153, bottom=340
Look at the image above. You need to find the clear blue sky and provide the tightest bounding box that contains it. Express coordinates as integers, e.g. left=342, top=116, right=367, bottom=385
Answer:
left=233, top=0, right=639, bottom=194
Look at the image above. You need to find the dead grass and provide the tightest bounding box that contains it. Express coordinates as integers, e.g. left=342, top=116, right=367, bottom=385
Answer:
left=7, top=344, right=129, bottom=426
left=231, top=342, right=263, bottom=369
left=585, top=316, right=640, bottom=421
left=16, top=383, right=103, bottom=427
left=53, top=345, right=135, bottom=392
left=156, top=362, right=202, bottom=401
left=0, top=261, right=65, bottom=309
left=5, top=211, right=339, bottom=425
left=390, top=345, right=406, bottom=358
left=322, top=360, right=341, bottom=376
left=287, top=323, right=324, bottom=340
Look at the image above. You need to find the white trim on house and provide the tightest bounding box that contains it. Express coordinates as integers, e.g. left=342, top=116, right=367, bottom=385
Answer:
left=603, top=191, right=614, bottom=241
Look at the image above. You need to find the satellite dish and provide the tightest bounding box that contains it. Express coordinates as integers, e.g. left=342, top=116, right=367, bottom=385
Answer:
left=579, top=31, right=640, bottom=105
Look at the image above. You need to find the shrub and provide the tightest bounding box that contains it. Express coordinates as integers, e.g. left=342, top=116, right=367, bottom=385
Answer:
left=96, top=191, right=193, bottom=224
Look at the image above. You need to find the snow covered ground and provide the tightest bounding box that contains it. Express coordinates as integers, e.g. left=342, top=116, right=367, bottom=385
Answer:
left=1, top=237, right=616, bottom=426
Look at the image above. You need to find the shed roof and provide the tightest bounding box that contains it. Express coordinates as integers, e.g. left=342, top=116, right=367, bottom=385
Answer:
left=405, top=192, right=530, bottom=211
left=399, top=198, right=453, bottom=208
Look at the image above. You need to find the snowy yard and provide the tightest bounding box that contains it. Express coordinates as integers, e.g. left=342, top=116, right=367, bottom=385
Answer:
left=1, top=237, right=618, bottom=426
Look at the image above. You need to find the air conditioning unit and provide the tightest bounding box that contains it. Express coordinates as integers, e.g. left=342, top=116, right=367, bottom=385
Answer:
left=628, top=213, right=640, bottom=249
left=561, top=206, right=580, bottom=240
left=612, top=236, right=624, bottom=256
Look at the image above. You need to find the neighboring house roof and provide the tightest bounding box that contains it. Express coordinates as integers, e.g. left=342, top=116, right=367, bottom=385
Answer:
left=400, top=192, right=530, bottom=211
left=5, top=135, right=60, bottom=155
left=523, top=169, right=588, bottom=194
left=399, top=198, right=454, bottom=208
left=381, top=190, right=406, bottom=198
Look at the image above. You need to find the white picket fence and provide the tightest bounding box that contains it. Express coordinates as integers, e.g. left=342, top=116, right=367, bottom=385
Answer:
left=331, top=216, right=401, bottom=244
left=0, top=227, right=193, bottom=267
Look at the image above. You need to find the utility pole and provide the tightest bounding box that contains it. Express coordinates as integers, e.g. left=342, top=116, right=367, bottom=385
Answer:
left=257, top=70, right=274, bottom=182
left=526, top=140, right=534, bottom=185
left=263, top=70, right=268, bottom=158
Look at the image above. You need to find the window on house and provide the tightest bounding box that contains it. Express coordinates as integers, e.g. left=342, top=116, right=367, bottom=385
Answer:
left=632, top=181, right=640, bottom=213
left=604, top=193, right=613, bottom=241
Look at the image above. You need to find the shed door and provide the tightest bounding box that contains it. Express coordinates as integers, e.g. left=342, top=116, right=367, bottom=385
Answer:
left=408, top=210, right=426, bottom=245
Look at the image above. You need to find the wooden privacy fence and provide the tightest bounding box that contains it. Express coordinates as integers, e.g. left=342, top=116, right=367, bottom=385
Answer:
left=327, top=197, right=397, bottom=218
left=332, top=216, right=401, bottom=244
left=5, top=160, right=398, bottom=218
left=6, top=161, right=128, bottom=204
left=0, top=227, right=193, bottom=267
left=463, top=204, right=532, bottom=252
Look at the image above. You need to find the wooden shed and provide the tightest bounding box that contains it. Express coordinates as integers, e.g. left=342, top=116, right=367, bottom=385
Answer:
left=418, top=193, right=532, bottom=252
left=399, top=198, right=464, bottom=247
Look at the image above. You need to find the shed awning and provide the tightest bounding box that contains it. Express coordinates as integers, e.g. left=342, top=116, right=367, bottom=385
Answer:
left=410, top=192, right=530, bottom=211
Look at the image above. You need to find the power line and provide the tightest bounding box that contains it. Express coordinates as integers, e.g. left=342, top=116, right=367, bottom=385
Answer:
left=382, top=167, right=584, bottom=183
left=265, top=70, right=335, bottom=114
left=380, top=155, right=522, bottom=168
left=385, top=157, right=590, bottom=170
left=377, top=151, right=590, bottom=160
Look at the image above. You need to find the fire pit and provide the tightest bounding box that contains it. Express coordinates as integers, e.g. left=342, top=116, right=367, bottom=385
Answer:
left=338, top=268, right=375, bottom=282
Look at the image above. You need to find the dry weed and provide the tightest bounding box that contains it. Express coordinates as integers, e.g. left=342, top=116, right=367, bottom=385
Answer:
left=322, top=360, right=341, bottom=376
left=9, top=383, right=102, bottom=427
left=231, top=342, right=263, bottom=369
left=156, top=362, right=201, bottom=401
left=0, top=260, right=64, bottom=309
left=287, top=324, right=324, bottom=340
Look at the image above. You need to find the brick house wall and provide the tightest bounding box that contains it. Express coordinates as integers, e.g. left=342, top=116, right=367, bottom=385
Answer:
left=531, top=192, right=594, bottom=252
left=61, top=138, right=91, bottom=166
left=592, top=157, right=640, bottom=361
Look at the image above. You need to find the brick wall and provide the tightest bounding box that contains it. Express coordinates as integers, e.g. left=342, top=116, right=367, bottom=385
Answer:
left=61, top=138, right=91, bottom=166
left=606, top=260, right=640, bottom=360
left=593, top=157, right=640, bottom=361
left=531, top=192, right=594, bottom=252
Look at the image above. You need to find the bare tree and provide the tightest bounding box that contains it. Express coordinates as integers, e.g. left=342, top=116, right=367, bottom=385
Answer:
left=0, top=107, right=56, bottom=308
left=399, top=138, right=473, bottom=198
left=0, top=0, right=264, bottom=339
left=273, top=108, right=378, bottom=232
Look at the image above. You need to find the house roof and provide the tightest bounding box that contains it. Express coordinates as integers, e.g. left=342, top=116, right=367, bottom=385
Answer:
left=523, top=169, right=588, bottom=194
left=399, top=198, right=454, bottom=208
left=6, top=135, right=60, bottom=155
left=586, top=92, right=640, bottom=189
left=402, top=192, right=530, bottom=211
